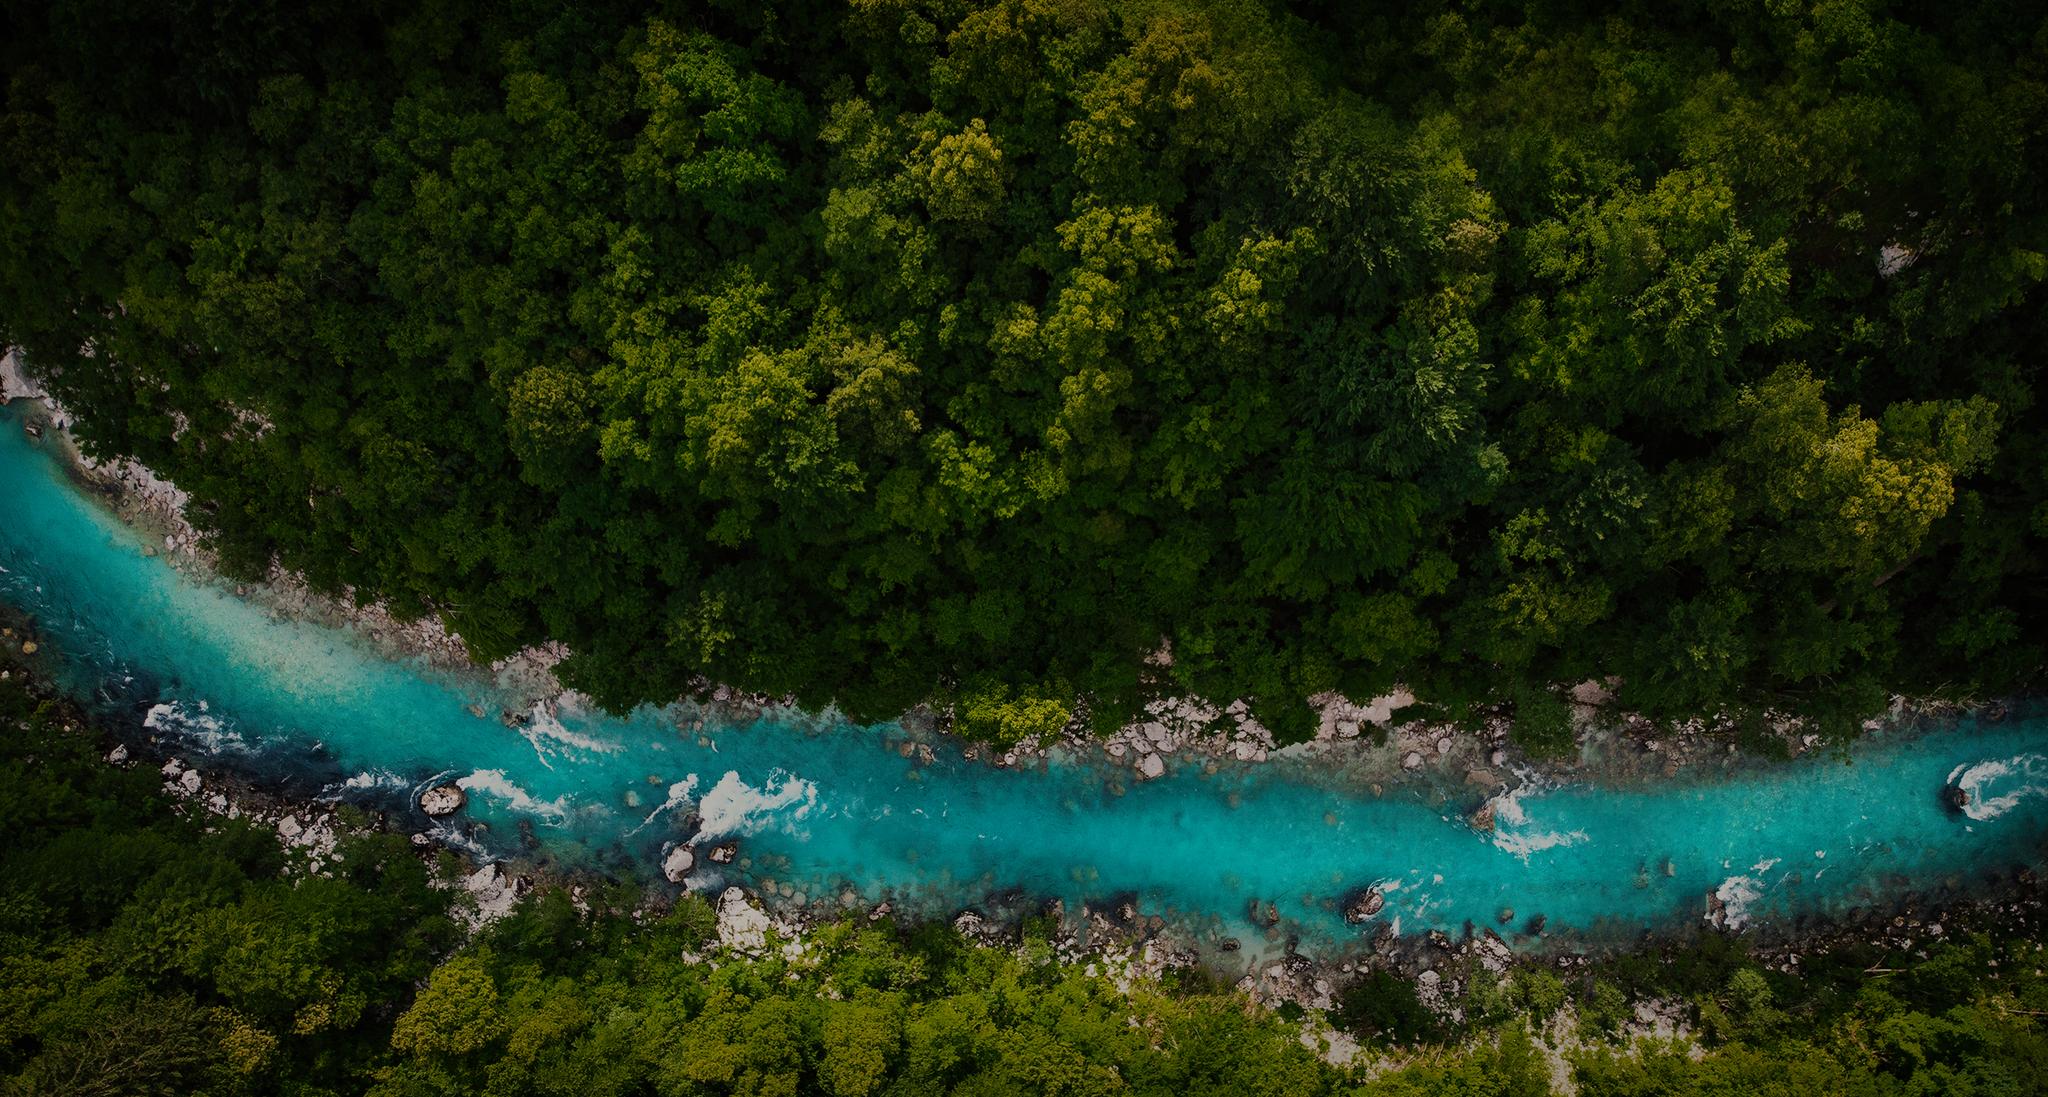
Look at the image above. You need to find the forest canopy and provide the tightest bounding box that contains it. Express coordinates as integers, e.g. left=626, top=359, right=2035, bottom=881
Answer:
left=1, top=0, right=2043, bottom=743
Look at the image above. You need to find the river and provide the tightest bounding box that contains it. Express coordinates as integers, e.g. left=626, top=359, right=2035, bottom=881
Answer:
left=2, top=405, right=2044, bottom=957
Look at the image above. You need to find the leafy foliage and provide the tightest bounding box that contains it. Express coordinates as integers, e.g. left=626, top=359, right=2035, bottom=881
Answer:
left=1, top=0, right=2043, bottom=743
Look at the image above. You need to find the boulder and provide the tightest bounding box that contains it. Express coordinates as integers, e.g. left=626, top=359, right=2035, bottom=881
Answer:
left=1401, top=751, right=1424, bottom=770
left=663, top=845, right=696, bottom=883
left=717, top=887, right=772, bottom=953
left=1135, top=752, right=1166, bottom=781
left=1468, top=800, right=1497, bottom=833
left=419, top=783, right=466, bottom=817
left=709, top=842, right=739, bottom=865
left=1474, top=931, right=1514, bottom=974
left=1342, top=886, right=1385, bottom=924
left=105, top=744, right=128, bottom=764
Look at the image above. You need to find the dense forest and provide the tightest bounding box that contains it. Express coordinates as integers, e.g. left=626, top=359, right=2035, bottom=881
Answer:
left=6, top=661, right=2048, bottom=1094
left=2, top=0, right=2045, bottom=744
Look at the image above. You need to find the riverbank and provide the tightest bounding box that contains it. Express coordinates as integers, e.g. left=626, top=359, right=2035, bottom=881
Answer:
left=0, top=368, right=1960, bottom=809
left=4, top=630, right=2045, bottom=1087
left=6, top=376, right=2045, bottom=1010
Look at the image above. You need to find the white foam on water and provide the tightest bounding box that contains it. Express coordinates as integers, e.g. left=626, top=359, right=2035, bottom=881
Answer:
left=142, top=699, right=246, bottom=752
left=341, top=769, right=410, bottom=792
left=631, top=775, right=701, bottom=834
left=425, top=821, right=492, bottom=858
left=1948, top=754, right=2048, bottom=822
left=457, top=768, right=571, bottom=825
left=693, top=770, right=819, bottom=841
left=1714, top=874, right=1766, bottom=929
left=514, top=700, right=623, bottom=769
left=1488, top=786, right=1589, bottom=861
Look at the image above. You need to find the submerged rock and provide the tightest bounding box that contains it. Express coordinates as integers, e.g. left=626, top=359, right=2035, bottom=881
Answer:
left=1943, top=784, right=1971, bottom=812
left=1468, top=800, right=1497, bottom=833
left=420, top=783, right=466, bottom=817
left=663, top=845, right=696, bottom=883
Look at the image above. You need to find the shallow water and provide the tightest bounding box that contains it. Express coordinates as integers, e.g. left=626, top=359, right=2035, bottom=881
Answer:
left=2, top=405, right=2044, bottom=955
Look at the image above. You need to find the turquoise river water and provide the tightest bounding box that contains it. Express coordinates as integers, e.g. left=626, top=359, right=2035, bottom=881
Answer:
left=2, top=405, right=2045, bottom=957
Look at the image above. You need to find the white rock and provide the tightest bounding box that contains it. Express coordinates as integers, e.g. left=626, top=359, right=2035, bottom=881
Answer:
left=462, top=864, right=518, bottom=927
left=179, top=769, right=202, bottom=794
left=717, top=887, right=772, bottom=954
left=1360, top=689, right=1415, bottom=726
left=419, top=783, right=466, bottom=816
left=1435, top=736, right=1453, bottom=756
left=1135, top=753, right=1166, bottom=780
left=1474, top=932, right=1514, bottom=974
left=663, top=845, right=696, bottom=883
left=161, top=759, right=184, bottom=779
left=105, top=744, right=128, bottom=763
left=0, top=350, right=47, bottom=403
left=277, top=815, right=303, bottom=839
left=1401, top=751, right=1424, bottom=770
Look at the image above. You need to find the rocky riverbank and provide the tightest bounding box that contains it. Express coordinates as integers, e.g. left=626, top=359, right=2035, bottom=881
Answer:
left=7, top=358, right=1953, bottom=801
left=7, top=579, right=2048, bottom=1079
